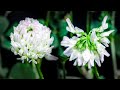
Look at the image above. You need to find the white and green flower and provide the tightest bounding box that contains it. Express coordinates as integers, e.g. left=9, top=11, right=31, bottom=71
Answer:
left=61, top=16, right=114, bottom=69
left=10, top=18, right=58, bottom=64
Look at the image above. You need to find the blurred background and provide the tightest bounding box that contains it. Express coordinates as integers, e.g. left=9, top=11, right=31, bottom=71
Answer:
left=0, top=11, right=120, bottom=79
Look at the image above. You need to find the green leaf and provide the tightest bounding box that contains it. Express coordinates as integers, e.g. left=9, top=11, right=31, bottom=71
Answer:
left=1, top=36, right=11, bottom=50
left=9, top=63, right=36, bottom=79
left=0, top=16, right=9, bottom=34
left=58, top=19, right=68, bottom=37
left=51, top=32, right=59, bottom=48
left=5, top=22, right=18, bottom=37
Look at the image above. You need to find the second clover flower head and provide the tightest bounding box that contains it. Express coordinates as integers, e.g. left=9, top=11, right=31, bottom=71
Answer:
left=61, top=16, right=114, bottom=69
left=10, top=18, right=58, bottom=64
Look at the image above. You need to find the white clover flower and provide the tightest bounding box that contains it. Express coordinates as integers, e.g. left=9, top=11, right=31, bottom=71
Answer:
left=61, top=16, right=114, bottom=69
left=10, top=18, right=58, bottom=64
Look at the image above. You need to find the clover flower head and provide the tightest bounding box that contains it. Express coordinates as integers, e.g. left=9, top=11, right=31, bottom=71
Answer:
left=10, top=18, right=58, bottom=64
left=61, top=16, right=114, bottom=69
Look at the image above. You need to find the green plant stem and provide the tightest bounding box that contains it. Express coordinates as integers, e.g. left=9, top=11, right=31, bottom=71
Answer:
left=111, top=11, right=117, bottom=79
left=94, top=64, right=100, bottom=79
left=77, top=66, right=92, bottom=79
left=70, top=11, right=73, bottom=38
left=76, top=66, right=83, bottom=75
left=32, top=61, right=40, bottom=79
left=70, top=11, right=73, bottom=22
left=46, top=11, right=50, bottom=26
left=86, top=11, right=91, bottom=34
left=36, top=60, right=44, bottom=79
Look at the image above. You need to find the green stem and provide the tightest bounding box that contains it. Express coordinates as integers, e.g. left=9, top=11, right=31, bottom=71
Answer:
left=86, top=11, right=91, bottom=34
left=46, top=11, right=50, bottom=26
left=36, top=60, right=44, bottom=79
left=32, top=59, right=44, bottom=79
left=77, top=66, right=92, bottom=79
left=70, top=11, right=73, bottom=38
left=94, top=64, right=100, bottom=79
left=32, top=61, right=40, bottom=79
left=77, top=66, right=83, bottom=75
left=70, top=11, right=73, bottom=22
left=111, top=11, right=117, bottom=79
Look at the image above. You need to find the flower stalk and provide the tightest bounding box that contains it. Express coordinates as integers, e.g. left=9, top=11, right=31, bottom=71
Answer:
left=32, top=59, right=44, bottom=79
left=93, top=64, right=100, bottom=79
left=86, top=11, right=91, bottom=34
left=62, top=61, right=66, bottom=79
left=36, top=59, right=44, bottom=79
left=46, top=11, right=51, bottom=26
left=110, top=11, right=117, bottom=79
left=32, top=61, right=40, bottom=79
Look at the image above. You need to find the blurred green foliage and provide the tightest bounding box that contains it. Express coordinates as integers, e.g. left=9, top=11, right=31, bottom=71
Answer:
left=0, top=16, right=10, bottom=50
left=0, top=16, right=9, bottom=34
left=0, top=16, right=10, bottom=78
left=9, top=63, right=36, bottom=79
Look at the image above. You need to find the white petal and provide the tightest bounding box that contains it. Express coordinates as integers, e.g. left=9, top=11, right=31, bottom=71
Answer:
left=77, top=57, right=83, bottom=66
left=45, top=54, right=58, bottom=61
left=100, top=37, right=110, bottom=44
left=103, top=49, right=110, bottom=57
left=76, top=34, right=82, bottom=37
left=102, top=16, right=108, bottom=30
left=75, top=27, right=84, bottom=37
left=33, top=60, right=37, bottom=64
left=75, top=27, right=84, bottom=33
left=102, top=42, right=109, bottom=47
left=71, top=36, right=79, bottom=41
left=102, top=23, right=108, bottom=30
left=90, top=59, right=94, bottom=67
left=61, top=36, right=73, bottom=47
left=100, top=37, right=110, bottom=47
left=88, top=62, right=92, bottom=69
left=89, top=51, right=95, bottom=66
left=66, top=27, right=73, bottom=33
left=94, top=54, right=101, bottom=67
left=66, top=18, right=75, bottom=33
left=22, top=60, right=24, bottom=63
left=100, top=30, right=114, bottom=37
left=82, top=60, right=88, bottom=66
left=29, top=60, right=32, bottom=63
left=96, top=42, right=106, bottom=54
left=100, top=54, right=104, bottom=63
left=102, top=16, right=108, bottom=25
left=23, top=47, right=28, bottom=54
left=73, top=60, right=77, bottom=66
left=49, top=36, right=54, bottom=45
left=18, top=49, right=23, bottom=56
left=82, top=49, right=91, bottom=62
left=90, top=30, right=98, bottom=42
left=69, top=51, right=78, bottom=61
left=63, top=47, right=73, bottom=57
